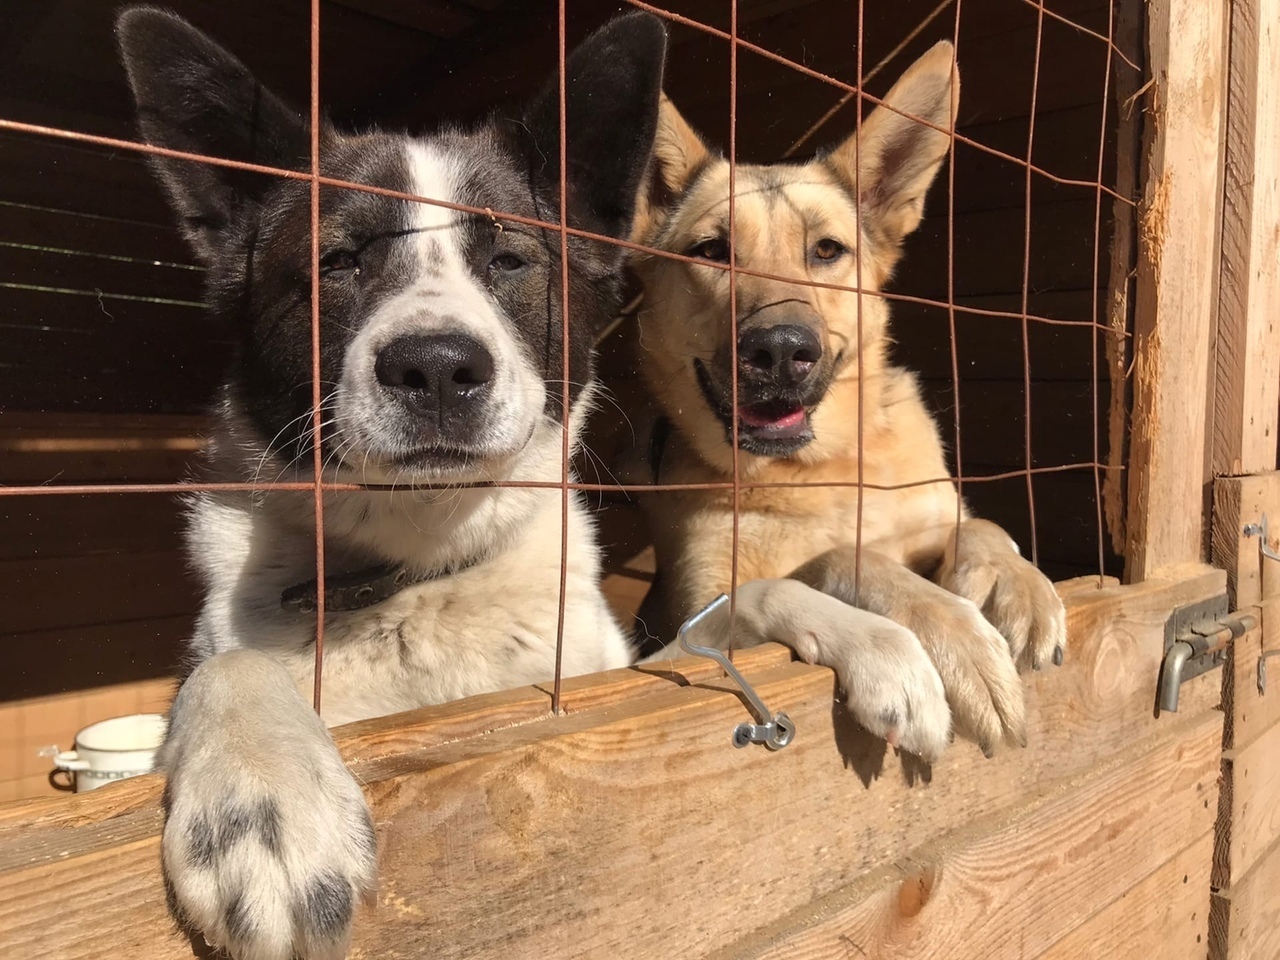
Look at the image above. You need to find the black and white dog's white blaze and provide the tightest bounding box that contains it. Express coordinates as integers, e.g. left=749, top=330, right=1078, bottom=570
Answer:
left=121, top=6, right=665, bottom=485
left=117, top=7, right=666, bottom=959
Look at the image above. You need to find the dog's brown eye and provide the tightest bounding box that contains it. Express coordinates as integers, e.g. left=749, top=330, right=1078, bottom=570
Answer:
left=689, top=238, right=730, bottom=263
left=321, top=250, right=360, bottom=274
left=813, top=238, right=846, bottom=262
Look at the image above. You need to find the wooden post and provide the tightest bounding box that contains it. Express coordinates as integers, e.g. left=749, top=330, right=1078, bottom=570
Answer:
left=1210, top=0, right=1280, bottom=481
left=1124, top=0, right=1229, bottom=582
left=1203, top=2, right=1280, bottom=952
left=1102, top=0, right=1145, bottom=558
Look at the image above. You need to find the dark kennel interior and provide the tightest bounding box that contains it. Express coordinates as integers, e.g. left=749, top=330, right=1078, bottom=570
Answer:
left=0, top=0, right=1135, bottom=705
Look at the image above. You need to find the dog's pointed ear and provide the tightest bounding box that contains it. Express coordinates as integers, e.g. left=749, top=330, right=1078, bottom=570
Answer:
left=631, top=94, right=714, bottom=244
left=116, top=6, right=309, bottom=262
left=826, top=40, right=959, bottom=254
left=522, top=12, right=668, bottom=244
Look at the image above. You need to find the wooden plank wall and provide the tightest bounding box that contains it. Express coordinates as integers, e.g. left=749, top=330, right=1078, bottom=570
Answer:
left=0, top=679, right=174, bottom=803
left=1210, top=0, right=1280, bottom=481
left=1210, top=594, right=1280, bottom=959
left=0, top=567, right=1229, bottom=959
left=1204, top=0, right=1280, bottom=946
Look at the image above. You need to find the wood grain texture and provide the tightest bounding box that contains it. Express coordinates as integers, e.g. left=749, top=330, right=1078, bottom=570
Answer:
left=1221, top=720, right=1280, bottom=885
left=0, top=569, right=1225, bottom=959
left=1212, top=0, right=1280, bottom=478
left=1124, top=0, right=1228, bottom=581
left=709, top=710, right=1221, bottom=960
left=1210, top=835, right=1280, bottom=960
left=1103, top=0, right=1144, bottom=559
left=1210, top=473, right=1280, bottom=608
left=1220, top=597, right=1280, bottom=751
left=1037, top=833, right=1216, bottom=960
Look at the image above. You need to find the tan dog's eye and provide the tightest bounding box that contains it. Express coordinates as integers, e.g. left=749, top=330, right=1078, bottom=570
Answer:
left=812, top=238, right=846, bottom=262
left=688, top=238, right=731, bottom=263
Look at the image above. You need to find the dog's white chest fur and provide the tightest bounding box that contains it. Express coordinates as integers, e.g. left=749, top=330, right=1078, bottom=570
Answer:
left=186, top=409, right=632, bottom=727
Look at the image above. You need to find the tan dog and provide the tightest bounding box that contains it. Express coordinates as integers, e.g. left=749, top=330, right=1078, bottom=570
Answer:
left=626, top=41, right=1066, bottom=760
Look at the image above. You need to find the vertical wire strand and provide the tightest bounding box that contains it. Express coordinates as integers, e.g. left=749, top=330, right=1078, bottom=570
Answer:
left=784, top=0, right=949, bottom=161
left=1090, top=0, right=1117, bottom=584
left=551, top=0, right=571, bottom=714
left=1018, top=0, right=1046, bottom=566
left=947, top=0, right=966, bottom=546
left=852, top=0, right=866, bottom=601
left=727, top=0, right=741, bottom=651
left=309, top=0, right=327, bottom=713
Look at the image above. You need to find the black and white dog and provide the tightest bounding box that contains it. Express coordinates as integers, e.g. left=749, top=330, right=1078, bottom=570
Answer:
left=117, top=8, right=665, bottom=958
left=117, top=7, right=950, bottom=959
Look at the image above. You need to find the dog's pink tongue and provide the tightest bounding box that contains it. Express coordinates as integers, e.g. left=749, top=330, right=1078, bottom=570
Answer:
left=740, top=404, right=806, bottom=429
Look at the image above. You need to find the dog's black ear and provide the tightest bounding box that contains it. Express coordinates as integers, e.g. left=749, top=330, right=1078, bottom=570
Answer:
left=116, top=6, right=308, bottom=262
left=825, top=40, right=959, bottom=254
left=522, top=12, right=668, bottom=243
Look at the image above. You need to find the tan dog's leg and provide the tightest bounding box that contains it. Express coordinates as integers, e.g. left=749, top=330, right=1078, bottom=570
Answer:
left=790, top=547, right=1026, bottom=757
left=643, top=578, right=952, bottom=762
left=936, top=519, right=1067, bottom=672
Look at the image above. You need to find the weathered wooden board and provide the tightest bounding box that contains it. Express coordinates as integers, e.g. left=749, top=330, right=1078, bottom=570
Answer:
left=0, top=493, right=188, bottom=562
left=1, top=550, right=200, bottom=636
left=4, top=246, right=203, bottom=304
left=1211, top=0, right=1280, bottom=479
left=0, top=678, right=177, bottom=801
left=0, top=201, right=188, bottom=265
left=1211, top=473, right=1280, bottom=608
left=906, top=198, right=1105, bottom=301
left=1124, top=0, right=1228, bottom=581
left=1036, top=833, right=1216, bottom=960
left=1210, top=835, right=1280, bottom=960
left=0, top=616, right=192, bottom=702
left=1221, top=597, right=1280, bottom=750
left=1220, top=720, right=1280, bottom=886
left=1102, top=0, right=1144, bottom=561
left=0, top=568, right=1226, bottom=960
left=707, top=711, right=1221, bottom=960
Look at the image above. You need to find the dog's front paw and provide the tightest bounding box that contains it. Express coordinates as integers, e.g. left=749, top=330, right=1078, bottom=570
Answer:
left=160, top=650, right=377, bottom=960
left=798, top=616, right=952, bottom=763
left=939, top=519, right=1068, bottom=672
left=736, top=579, right=952, bottom=763
left=910, top=592, right=1026, bottom=757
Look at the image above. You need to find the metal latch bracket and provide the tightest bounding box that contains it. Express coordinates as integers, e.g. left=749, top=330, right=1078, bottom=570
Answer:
left=1158, top=594, right=1253, bottom=714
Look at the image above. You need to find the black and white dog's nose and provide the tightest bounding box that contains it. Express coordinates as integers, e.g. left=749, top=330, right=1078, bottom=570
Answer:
left=375, top=333, right=495, bottom=415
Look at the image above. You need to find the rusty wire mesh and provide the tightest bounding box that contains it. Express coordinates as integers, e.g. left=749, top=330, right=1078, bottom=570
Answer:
left=0, top=0, right=1134, bottom=714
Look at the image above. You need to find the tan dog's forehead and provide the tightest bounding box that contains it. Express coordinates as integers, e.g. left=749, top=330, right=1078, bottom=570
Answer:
left=663, top=160, right=862, bottom=259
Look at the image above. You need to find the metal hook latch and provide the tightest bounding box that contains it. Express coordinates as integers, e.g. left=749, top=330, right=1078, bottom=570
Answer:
left=1258, top=649, right=1280, bottom=695
left=677, top=594, right=796, bottom=750
left=1243, top=514, right=1280, bottom=563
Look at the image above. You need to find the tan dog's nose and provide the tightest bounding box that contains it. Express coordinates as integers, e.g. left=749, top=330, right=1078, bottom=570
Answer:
left=737, top=323, right=822, bottom=386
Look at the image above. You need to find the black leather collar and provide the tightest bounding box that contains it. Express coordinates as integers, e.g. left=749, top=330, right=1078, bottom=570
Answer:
left=280, top=555, right=484, bottom=615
